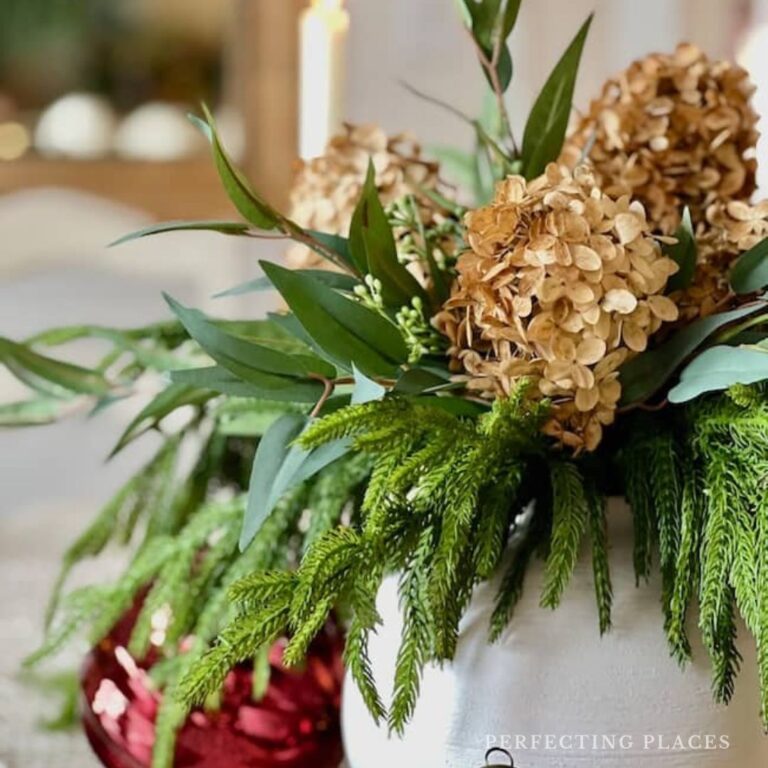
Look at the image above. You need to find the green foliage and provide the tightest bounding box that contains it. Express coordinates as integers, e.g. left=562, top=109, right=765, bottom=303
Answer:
left=664, top=208, right=697, bottom=292
left=260, top=262, right=408, bottom=378
left=521, top=15, right=593, bottom=179
left=730, top=235, right=768, bottom=295
left=349, top=162, right=427, bottom=307
left=619, top=300, right=768, bottom=404
left=669, top=345, right=768, bottom=403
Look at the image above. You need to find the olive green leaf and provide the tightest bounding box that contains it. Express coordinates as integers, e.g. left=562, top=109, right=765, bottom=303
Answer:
left=110, top=220, right=251, bottom=247
left=164, top=294, right=337, bottom=383
left=0, top=337, right=110, bottom=396
left=260, top=262, right=408, bottom=378
left=191, top=107, right=282, bottom=231
left=619, top=301, right=768, bottom=404
left=521, top=14, right=593, bottom=180
left=216, top=270, right=359, bottom=299
left=110, top=383, right=213, bottom=457
left=349, top=162, right=427, bottom=306
left=730, top=235, right=768, bottom=295
left=665, top=208, right=697, bottom=292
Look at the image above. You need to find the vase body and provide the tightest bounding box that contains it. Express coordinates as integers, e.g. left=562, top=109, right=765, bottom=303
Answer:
left=342, top=498, right=768, bottom=768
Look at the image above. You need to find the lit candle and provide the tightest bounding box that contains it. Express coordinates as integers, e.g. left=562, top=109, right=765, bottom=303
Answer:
left=299, top=0, right=350, bottom=160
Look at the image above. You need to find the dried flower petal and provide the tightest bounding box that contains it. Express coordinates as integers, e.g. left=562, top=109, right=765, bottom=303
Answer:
left=561, top=44, right=759, bottom=236
left=434, top=164, right=679, bottom=452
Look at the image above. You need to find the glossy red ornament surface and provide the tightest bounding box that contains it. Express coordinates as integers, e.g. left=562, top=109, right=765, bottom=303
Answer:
left=81, top=609, right=345, bottom=768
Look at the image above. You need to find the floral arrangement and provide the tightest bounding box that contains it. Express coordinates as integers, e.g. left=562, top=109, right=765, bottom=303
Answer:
left=5, top=2, right=768, bottom=765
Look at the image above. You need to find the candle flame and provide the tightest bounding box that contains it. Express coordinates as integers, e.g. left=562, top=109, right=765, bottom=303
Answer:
left=311, top=0, right=344, bottom=11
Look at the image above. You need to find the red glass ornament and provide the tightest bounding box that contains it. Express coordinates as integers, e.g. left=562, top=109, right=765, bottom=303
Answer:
left=80, top=608, right=344, bottom=768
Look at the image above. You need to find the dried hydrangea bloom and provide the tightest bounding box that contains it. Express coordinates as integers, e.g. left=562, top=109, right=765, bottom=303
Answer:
left=561, top=44, right=759, bottom=236
left=673, top=199, right=768, bottom=320
left=287, top=123, right=440, bottom=271
left=434, top=164, right=679, bottom=452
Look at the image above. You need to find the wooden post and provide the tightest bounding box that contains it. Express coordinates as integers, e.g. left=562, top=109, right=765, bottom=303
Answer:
left=232, top=0, right=304, bottom=210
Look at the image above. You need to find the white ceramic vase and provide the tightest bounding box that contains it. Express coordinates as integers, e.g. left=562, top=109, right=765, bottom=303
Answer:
left=342, top=498, right=768, bottom=768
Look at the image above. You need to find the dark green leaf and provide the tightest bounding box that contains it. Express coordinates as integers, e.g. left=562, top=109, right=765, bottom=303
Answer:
left=619, top=301, right=768, bottom=404
left=394, top=367, right=454, bottom=395
left=260, top=262, right=408, bottom=378
left=0, top=337, right=110, bottom=396
left=500, top=0, right=522, bottom=39
left=458, top=0, right=515, bottom=91
left=240, top=413, right=306, bottom=549
left=110, top=220, right=251, bottom=247
left=215, top=269, right=359, bottom=299
left=171, top=366, right=320, bottom=402
left=191, top=108, right=281, bottom=231
left=110, top=383, right=212, bottom=456
left=730, top=235, right=768, bottom=295
left=414, top=395, right=488, bottom=416
left=164, top=294, right=337, bottom=383
left=665, top=208, right=697, bottom=292
left=305, top=231, right=356, bottom=272
left=349, top=162, right=427, bottom=306
left=521, top=15, right=593, bottom=179
left=668, top=345, right=768, bottom=403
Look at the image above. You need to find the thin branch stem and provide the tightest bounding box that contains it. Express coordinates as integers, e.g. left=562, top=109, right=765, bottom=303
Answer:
left=309, top=375, right=336, bottom=418
left=466, top=27, right=518, bottom=156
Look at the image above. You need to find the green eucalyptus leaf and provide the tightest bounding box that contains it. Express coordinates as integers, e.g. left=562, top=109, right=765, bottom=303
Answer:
left=349, top=162, right=427, bottom=306
left=0, top=397, right=77, bottom=427
left=521, top=15, right=593, bottom=180
left=352, top=364, right=387, bottom=404
left=394, top=367, right=454, bottom=395
left=170, top=366, right=320, bottom=402
left=619, top=301, right=768, bottom=404
left=730, top=235, right=768, bottom=295
left=0, top=337, right=110, bottom=396
left=110, top=383, right=212, bottom=457
left=214, top=270, right=359, bottom=299
left=192, top=107, right=281, bottom=231
left=665, top=208, right=697, bottom=292
left=240, top=413, right=306, bottom=549
left=110, top=220, right=251, bottom=247
left=304, top=230, right=356, bottom=272
left=240, top=361, right=391, bottom=547
left=668, top=345, right=768, bottom=403
left=164, top=294, right=336, bottom=383
left=260, top=262, right=408, bottom=378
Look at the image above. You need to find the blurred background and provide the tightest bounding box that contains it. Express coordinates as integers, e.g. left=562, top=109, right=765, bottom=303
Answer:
left=1, top=0, right=767, bottom=765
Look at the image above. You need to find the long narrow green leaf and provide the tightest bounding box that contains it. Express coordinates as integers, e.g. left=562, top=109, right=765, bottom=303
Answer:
left=349, top=163, right=426, bottom=306
left=0, top=337, right=110, bottom=396
left=170, top=366, right=319, bottom=402
left=215, top=269, right=360, bottom=299
left=240, top=413, right=306, bottom=549
left=665, top=208, right=697, bottom=292
left=110, top=384, right=212, bottom=456
left=260, top=262, right=407, bottom=378
left=619, top=301, right=768, bottom=404
left=191, top=108, right=281, bottom=231
left=305, top=231, right=356, bottom=272
left=0, top=397, right=77, bottom=427
left=164, top=295, right=336, bottom=383
left=110, top=220, right=251, bottom=247
left=521, top=15, right=593, bottom=179
left=730, top=236, right=768, bottom=295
